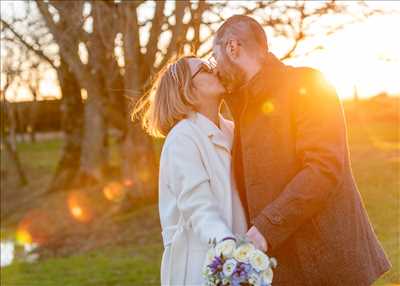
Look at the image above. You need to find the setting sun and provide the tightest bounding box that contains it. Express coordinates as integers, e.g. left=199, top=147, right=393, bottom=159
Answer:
left=285, top=12, right=400, bottom=100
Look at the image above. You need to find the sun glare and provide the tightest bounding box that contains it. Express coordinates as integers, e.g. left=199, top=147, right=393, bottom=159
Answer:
left=286, top=13, right=400, bottom=100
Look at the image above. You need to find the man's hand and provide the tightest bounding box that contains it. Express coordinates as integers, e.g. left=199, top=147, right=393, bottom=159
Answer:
left=246, top=225, right=268, bottom=252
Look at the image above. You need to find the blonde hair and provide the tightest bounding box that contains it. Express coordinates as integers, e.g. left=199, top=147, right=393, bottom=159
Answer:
left=132, top=56, right=198, bottom=138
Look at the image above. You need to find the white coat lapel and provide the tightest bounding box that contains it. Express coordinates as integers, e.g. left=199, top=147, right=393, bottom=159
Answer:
left=187, top=112, right=234, bottom=229
left=192, top=112, right=233, bottom=152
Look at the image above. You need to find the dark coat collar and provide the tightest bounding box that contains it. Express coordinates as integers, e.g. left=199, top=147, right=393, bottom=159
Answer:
left=224, top=52, right=286, bottom=119
left=238, top=52, right=286, bottom=103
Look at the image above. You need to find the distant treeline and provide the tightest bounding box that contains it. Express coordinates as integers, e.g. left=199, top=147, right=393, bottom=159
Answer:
left=343, top=94, right=400, bottom=124
left=3, top=94, right=399, bottom=135
left=4, top=99, right=61, bottom=134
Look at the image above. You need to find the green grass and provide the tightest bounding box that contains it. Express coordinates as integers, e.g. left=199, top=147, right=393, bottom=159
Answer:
left=1, top=104, right=399, bottom=285
left=2, top=243, right=162, bottom=286
left=16, top=138, right=63, bottom=171
left=347, top=121, right=399, bottom=285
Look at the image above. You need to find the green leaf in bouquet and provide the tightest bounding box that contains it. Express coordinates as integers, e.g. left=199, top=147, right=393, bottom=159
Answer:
left=212, top=237, right=217, bottom=247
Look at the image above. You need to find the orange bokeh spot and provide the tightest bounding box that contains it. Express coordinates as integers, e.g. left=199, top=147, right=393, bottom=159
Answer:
left=123, top=178, right=134, bottom=187
left=67, top=191, right=93, bottom=223
left=16, top=209, right=55, bottom=245
left=71, top=206, right=83, bottom=217
left=299, top=87, right=307, bottom=96
left=262, top=101, right=275, bottom=115
left=16, top=228, right=32, bottom=245
left=103, top=181, right=125, bottom=202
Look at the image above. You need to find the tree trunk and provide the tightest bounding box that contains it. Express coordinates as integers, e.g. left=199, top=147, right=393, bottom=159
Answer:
left=120, top=4, right=157, bottom=202
left=29, top=89, right=38, bottom=143
left=122, top=119, right=158, bottom=200
left=3, top=138, right=28, bottom=186
left=76, top=82, right=108, bottom=185
left=48, top=61, right=83, bottom=192
left=7, top=103, right=17, bottom=150
left=0, top=99, right=27, bottom=186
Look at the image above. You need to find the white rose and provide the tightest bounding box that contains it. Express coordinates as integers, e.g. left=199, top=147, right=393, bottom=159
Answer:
left=232, top=243, right=255, bottom=263
left=261, top=267, right=274, bottom=284
left=249, top=249, right=270, bottom=272
left=248, top=271, right=261, bottom=286
left=215, top=239, right=236, bottom=258
left=222, top=258, right=237, bottom=277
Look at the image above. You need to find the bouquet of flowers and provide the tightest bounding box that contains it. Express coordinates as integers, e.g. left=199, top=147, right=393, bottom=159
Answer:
left=202, top=236, right=277, bottom=286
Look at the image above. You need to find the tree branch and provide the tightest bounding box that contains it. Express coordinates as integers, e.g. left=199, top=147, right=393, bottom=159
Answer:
left=1, top=19, right=56, bottom=69
left=36, top=1, right=88, bottom=83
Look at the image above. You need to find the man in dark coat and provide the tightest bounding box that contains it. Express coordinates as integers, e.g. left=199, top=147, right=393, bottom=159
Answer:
left=212, top=15, right=391, bottom=285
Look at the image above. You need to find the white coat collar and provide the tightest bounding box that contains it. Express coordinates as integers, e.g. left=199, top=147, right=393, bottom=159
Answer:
left=189, top=112, right=233, bottom=152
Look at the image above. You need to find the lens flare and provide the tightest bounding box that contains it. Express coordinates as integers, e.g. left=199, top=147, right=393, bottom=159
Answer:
left=16, top=228, right=32, bottom=245
left=16, top=210, right=55, bottom=245
left=299, top=87, right=307, bottom=96
left=67, top=191, right=93, bottom=223
left=103, top=181, right=125, bottom=202
left=71, top=205, right=83, bottom=217
left=124, top=179, right=133, bottom=188
left=261, top=101, right=275, bottom=115
left=123, top=178, right=134, bottom=187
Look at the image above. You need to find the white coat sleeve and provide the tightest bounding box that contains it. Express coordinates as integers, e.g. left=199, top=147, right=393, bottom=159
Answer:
left=166, top=134, right=233, bottom=244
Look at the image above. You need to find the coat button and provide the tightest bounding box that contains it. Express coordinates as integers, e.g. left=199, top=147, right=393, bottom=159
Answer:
left=270, top=213, right=282, bottom=225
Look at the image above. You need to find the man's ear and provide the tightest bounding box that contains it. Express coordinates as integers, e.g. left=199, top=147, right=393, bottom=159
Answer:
left=225, top=39, right=240, bottom=59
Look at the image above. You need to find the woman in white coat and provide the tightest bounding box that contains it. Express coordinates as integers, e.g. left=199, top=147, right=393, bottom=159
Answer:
left=134, top=56, right=248, bottom=285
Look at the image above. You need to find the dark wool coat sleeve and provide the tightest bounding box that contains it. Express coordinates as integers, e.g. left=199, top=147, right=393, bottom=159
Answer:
left=253, top=68, right=347, bottom=250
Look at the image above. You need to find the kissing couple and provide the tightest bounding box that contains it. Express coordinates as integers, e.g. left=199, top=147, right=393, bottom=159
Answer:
left=134, top=15, right=390, bottom=286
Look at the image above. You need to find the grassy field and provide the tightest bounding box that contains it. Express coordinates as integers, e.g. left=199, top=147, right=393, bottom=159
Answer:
left=1, top=99, right=399, bottom=285
left=1, top=206, right=163, bottom=286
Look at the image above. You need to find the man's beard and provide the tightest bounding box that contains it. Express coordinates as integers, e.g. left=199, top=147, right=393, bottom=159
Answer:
left=217, top=54, right=246, bottom=95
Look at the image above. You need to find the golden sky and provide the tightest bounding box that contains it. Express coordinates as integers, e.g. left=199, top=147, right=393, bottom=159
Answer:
left=285, top=10, right=400, bottom=99
left=2, top=1, right=399, bottom=102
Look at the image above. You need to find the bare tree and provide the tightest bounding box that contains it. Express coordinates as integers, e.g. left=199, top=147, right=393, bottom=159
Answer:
left=0, top=45, right=28, bottom=186
left=1, top=4, right=84, bottom=191
left=36, top=1, right=115, bottom=185
left=2, top=0, right=382, bottom=200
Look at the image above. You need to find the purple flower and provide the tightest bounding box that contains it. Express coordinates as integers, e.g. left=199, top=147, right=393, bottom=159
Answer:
left=232, top=262, right=251, bottom=280
left=208, top=256, right=224, bottom=274
left=242, top=263, right=252, bottom=273
left=231, top=272, right=242, bottom=286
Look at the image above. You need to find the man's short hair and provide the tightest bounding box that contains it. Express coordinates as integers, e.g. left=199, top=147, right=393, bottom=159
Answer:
left=214, top=15, right=268, bottom=54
